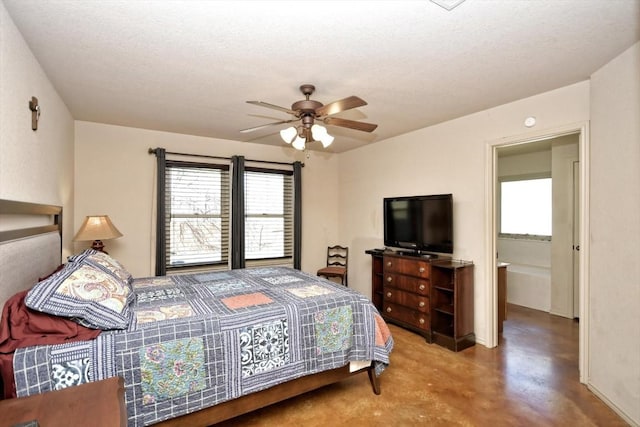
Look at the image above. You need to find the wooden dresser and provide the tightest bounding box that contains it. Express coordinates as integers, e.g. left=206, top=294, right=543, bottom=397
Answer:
left=0, top=377, right=127, bottom=427
left=367, top=250, right=475, bottom=351
left=382, top=253, right=433, bottom=342
left=365, top=249, right=385, bottom=311
left=429, top=259, right=475, bottom=351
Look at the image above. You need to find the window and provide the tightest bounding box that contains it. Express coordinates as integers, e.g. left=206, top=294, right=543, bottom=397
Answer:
left=164, top=161, right=230, bottom=269
left=154, top=148, right=301, bottom=274
left=244, top=168, right=293, bottom=265
left=500, top=177, right=552, bottom=237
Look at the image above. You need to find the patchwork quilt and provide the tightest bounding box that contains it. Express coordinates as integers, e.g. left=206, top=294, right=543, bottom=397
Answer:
left=13, top=267, right=393, bottom=426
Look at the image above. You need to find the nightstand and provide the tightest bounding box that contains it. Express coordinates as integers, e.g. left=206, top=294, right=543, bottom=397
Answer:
left=0, top=377, right=126, bottom=427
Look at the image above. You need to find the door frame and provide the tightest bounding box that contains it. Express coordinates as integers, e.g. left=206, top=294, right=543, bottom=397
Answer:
left=573, top=160, right=581, bottom=319
left=484, top=121, right=590, bottom=383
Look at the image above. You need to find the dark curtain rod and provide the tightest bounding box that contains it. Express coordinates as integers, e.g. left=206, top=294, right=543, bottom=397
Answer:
left=148, top=148, right=303, bottom=167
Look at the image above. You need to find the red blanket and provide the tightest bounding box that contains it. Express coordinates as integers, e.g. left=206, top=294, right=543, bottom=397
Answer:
left=0, top=290, right=101, bottom=399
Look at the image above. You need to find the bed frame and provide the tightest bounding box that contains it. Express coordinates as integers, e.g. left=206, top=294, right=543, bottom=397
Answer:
left=0, top=199, right=381, bottom=426
left=0, top=199, right=62, bottom=307
left=157, top=364, right=380, bottom=426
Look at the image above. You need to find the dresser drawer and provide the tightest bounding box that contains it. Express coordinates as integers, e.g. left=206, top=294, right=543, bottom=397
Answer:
left=383, top=286, right=429, bottom=313
left=383, top=256, right=430, bottom=278
left=383, top=301, right=430, bottom=331
left=383, top=273, right=430, bottom=295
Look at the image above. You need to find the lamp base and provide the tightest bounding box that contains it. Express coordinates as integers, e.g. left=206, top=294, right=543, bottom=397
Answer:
left=91, top=240, right=108, bottom=254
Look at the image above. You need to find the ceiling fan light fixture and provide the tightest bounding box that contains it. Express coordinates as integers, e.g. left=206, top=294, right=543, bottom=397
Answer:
left=311, top=124, right=334, bottom=148
left=245, top=84, right=377, bottom=151
left=320, top=133, right=334, bottom=148
left=311, top=124, right=326, bottom=139
left=292, top=135, right=306, bottom=151
left=280, top=126, right=297, bottom=143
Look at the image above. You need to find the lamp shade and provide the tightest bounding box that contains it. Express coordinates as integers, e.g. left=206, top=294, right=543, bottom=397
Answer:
left=73, top=215, right=123, bottom=242
left=311, top=124, right=326, bottom=140
left=280, top=126, right=297, bottom=144
left=292, top=135, right=306, bottom=151
left=311, top=124, right=334, bottom=148
left=319, top=133, right=334, bottom=148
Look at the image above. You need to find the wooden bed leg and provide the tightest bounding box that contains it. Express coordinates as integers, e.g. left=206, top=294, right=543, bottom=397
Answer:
left=367, top=365, right=381, bottom=395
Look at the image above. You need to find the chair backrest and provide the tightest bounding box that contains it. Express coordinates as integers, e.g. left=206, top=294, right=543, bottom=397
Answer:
left=326, top=245, right=348, bottom=269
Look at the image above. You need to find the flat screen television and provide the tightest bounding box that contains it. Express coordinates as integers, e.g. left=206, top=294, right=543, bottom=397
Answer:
left=383, top=193, right=453, bottom=255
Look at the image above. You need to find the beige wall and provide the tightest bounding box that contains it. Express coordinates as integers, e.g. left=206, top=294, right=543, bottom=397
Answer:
left=589, top=41, right=640, bottom=424
left=74, top=121, right=339, bottom=278
left=0, top=3, right=74, bottom=258
left=498, top=149, right=551, bottom=177
left=337, top=81, right=590, bottom=345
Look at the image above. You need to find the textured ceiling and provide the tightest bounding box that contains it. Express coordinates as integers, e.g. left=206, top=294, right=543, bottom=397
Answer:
left=4, top=0, right=640, bottom=153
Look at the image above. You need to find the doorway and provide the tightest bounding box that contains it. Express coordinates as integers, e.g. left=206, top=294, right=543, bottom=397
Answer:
left=485, top=122, right=590, bottom=383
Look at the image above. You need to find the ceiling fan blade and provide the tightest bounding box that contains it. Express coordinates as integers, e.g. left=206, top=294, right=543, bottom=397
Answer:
left=246, top=101, right=297, bottom=115
left=240, top=119, right=297, bottom=133
left=315, top=96, right=367, bottom=117
left=323, top=117, right=378, bottom=132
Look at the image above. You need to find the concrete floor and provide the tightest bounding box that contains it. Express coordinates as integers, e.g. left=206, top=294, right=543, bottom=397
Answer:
left=217, top=304, right=627, bottom=426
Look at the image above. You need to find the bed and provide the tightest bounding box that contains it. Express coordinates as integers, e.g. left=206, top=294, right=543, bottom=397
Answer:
left=0, top=199, right=393, bottom=426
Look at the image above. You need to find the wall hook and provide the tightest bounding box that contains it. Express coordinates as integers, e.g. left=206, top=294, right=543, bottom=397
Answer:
left=29, top=96, right=40, bottom=131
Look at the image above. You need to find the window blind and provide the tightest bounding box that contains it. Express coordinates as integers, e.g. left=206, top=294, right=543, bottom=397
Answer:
left=244, top=168, right=293, bottom=267
left=165, top=161, right=230, bottom=270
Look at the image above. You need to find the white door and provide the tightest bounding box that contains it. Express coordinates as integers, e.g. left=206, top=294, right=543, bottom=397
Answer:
left=572, top=161, right=580, bottom=319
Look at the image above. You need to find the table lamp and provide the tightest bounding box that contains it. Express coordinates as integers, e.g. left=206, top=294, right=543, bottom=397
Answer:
left=73, top=215, right=123, bottom=253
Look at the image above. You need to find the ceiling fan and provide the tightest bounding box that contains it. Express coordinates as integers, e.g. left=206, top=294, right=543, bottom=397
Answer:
left=241, top=84, right=377, bottom=150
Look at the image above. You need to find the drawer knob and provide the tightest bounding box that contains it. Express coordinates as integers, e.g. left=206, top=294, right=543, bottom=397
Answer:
left=387, top=276, right=393, bottom=283
left=419, top=318, right=425, bottom=324
left=386, top=261, right=392, bottom=267
left=419, top=284, right=425, bottom=291
left=386, top=291, right=392, bottom=297
left=386, top=307, right=392, bottom=313
left=419, top=267, right=425, bottom=273
left=419, top=301, right=425, bottom=308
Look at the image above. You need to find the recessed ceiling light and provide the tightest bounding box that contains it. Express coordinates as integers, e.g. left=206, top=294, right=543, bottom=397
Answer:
left=524, top=116, right=537, bottom=128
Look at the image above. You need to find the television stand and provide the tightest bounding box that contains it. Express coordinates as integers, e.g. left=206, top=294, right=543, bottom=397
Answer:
left=365, top=250, right=475, bottom=351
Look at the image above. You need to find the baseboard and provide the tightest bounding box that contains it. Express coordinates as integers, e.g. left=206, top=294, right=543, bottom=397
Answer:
left=587, top=382, right=639, bottom=426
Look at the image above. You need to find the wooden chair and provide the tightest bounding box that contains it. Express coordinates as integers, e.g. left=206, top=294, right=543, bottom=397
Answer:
left=317, top=245, right=349, bottom=286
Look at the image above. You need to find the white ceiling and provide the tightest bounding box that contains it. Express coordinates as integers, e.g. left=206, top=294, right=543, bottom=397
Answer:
left=4, top=0, right=640, bottom=153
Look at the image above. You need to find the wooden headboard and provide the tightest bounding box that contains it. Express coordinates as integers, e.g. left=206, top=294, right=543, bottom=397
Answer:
left=0, top=199, right=62, bottom=306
